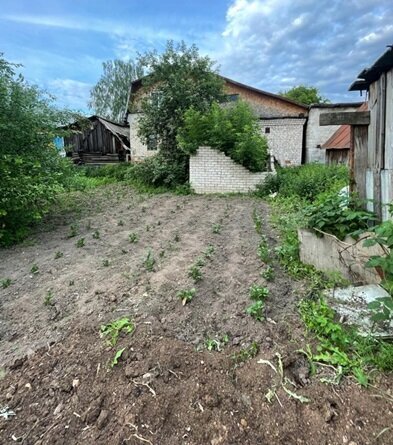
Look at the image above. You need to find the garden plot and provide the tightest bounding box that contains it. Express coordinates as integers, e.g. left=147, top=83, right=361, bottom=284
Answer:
left=0, top=184, right=392, bottom=445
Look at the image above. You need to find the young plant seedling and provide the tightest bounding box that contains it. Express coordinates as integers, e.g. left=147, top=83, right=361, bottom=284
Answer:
left=118, top=220, right=124, bottom=226
left=246, top=301, right=265, bottom=321
left=258, top=236, right=270, bottom=263
left=129, top=232, right=139, bottom=243
left=110, top=348, right=125, bottom=368
left=69, top=280, right=74, bottom=286
left=188, top=264, right=203, bottom=283
left=92, top=230, right=100, bottom=239
left=261, top=265, right=275, bottom=281
left=177, top=288, right=196, bottom=306
left=121, top=248, right=128, bottom=254
left=44, top=290, right=54, bottom=306
left=252, top=208, right=263, bottom=235
left=1, top=278, right=12, bottom=289
left=144, top=250, right=155, bottom=272
left=102, top=259, right=110, bottom=267
left=195, top=256, right=205, bottom=267
left=232, top=342, right=260, bottom=364
left=30, top=264, right=39, bottom=274
left=54, top=251, right=63, bottom=260
left=76, top=238, right=85, bottom=248
left=203, top=245, right=215, bottom=260
left=249, top=284, right=269, bottom=301
left=100, top=317, right=134, bottom=346
left=212, top=223, right=222, bottom=234
left=204, top=334, right=229, bottom=352
left=174, top=233, right=181, bottom=242
left=67, top=224, right=78, bottom=238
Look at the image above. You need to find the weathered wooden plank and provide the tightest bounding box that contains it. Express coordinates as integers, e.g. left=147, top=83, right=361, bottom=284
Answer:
left=319, top=111, right=370, bottom=126
left=373, top=170, right=382, bottom=220
left=368, top=81, right=377, bottom=168
left=366, top=169, right=374, bottom=213
left=385, top=69, right=393, bottom=168
left=375, top=72, right=386, bottom=171
left=381, top=170, right=393, bottom=221
left=352, top=126, right=368, bottom=201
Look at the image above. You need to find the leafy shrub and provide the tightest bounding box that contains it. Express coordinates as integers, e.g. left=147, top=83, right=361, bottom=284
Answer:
left=178, top=101, right=269, bottom=172
left=0, top=54, right=80, bottom=245
left=125, top=153, right=188, bottom=188
left=256, top=164, right=348, bottom=202
left=304, top=192, right=374, bottom=240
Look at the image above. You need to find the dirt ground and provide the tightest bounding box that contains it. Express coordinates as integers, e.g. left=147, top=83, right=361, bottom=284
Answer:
left=0, top=184, right=392, bottom=445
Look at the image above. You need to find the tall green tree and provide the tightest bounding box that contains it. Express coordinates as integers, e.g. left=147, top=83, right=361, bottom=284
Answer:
left=0, top=53, right=79, bottom=245
left=89, top=59, right=144, bottom=123
left=279, top=85, right=330, bottom=105
left=137, top=41, right=225, bottom=185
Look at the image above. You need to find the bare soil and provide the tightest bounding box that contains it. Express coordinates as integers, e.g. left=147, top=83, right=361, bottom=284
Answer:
left=0, top=184, right=392, bottom=445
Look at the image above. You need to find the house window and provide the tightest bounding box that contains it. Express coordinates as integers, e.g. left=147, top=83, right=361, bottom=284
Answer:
left=225, top=94, right=239, bottom=102
left=265, top=127, right=270, bottom=134
left=147, top=134, right=158, bottom=151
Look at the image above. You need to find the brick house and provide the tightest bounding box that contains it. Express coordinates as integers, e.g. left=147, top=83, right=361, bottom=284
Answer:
left=126, top=75, right=308, bottom=166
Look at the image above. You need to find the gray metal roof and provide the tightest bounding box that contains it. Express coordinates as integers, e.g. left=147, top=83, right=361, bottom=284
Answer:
left=349, top=45, right=393, bottom=91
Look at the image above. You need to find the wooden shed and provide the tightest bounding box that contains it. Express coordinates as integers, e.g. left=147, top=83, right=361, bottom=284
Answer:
left=320, top=45, right=393, bottom=221
left=321, top=125, right=350, bottom=165
left=64, top=116, right=130, bottom=165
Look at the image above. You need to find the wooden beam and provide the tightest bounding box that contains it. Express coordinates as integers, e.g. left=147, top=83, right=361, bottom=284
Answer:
left=319, top=111, right=370, bottom=126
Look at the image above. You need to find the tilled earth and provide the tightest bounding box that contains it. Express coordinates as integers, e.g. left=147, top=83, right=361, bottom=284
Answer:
left=0, top=184, right=392, bottom=445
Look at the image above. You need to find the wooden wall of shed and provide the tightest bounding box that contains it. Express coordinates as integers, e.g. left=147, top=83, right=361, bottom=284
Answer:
left=356, top=68, right=393, bottom=221
left=64, top=120, right=121, bottom=155
left=326, top=148, right=349, bottom=165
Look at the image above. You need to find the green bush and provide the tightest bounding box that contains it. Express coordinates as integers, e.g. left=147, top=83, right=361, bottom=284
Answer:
left=256, top=164, right=349, bottom=202
left=126, top=153, right=188, bottom=188
left=178, top=101, right=269, bottom=172
left=304, top=192, right=374, bottom=240
left=0, top=54, right=81, bottom=245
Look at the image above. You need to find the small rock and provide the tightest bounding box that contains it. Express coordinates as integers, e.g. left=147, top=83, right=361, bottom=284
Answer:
left=53, top=402, right=63, bottom=416
left=240, top=419, right=248, bottom=427
left=25, top=383, right=32, bottom=390
left=142, top=372, right=152, bottom=381
left=72, top=379, right=80, bottom=389
left=348, top=442, right=357, bottom=445
left=232, top=337, right=242, bottom=346
left=5, top=392, right=13, bottom=400
left=109, top=295, right=117, bottom=303
left=96, top=409, right=109, bottom=429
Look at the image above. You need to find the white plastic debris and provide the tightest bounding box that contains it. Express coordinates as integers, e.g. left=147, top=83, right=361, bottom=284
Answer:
left=0, top=406, right=16, bottom=420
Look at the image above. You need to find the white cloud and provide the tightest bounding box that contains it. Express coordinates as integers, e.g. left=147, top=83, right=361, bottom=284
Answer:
left=215, top=0, right=393, bottom=100
left=48, top=78, right=92, bottom=111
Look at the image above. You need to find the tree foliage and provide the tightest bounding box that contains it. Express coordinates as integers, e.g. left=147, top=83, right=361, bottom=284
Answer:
left=89, top=59, right=144, bottom=123
left=178, top=101, right=269, bottom=172
left=136, top=41, right=225, bottom=185
left=0, top=53, right=79, bottom=245
left=279, top=85, right=330, bottom=105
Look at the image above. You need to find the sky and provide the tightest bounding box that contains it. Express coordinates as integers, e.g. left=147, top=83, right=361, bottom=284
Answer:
left=1, top=0, right=393, bottom=112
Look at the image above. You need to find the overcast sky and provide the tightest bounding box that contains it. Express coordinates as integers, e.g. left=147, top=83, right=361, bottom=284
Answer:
left=1, top=0, right=392, bottom=112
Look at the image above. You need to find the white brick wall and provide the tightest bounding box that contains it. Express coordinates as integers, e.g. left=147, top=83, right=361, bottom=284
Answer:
left=190, top=147, right=270, bottom=194
left=306, top=105, right=360, bottom=163
left=259, top=118, right=306, bottom=166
